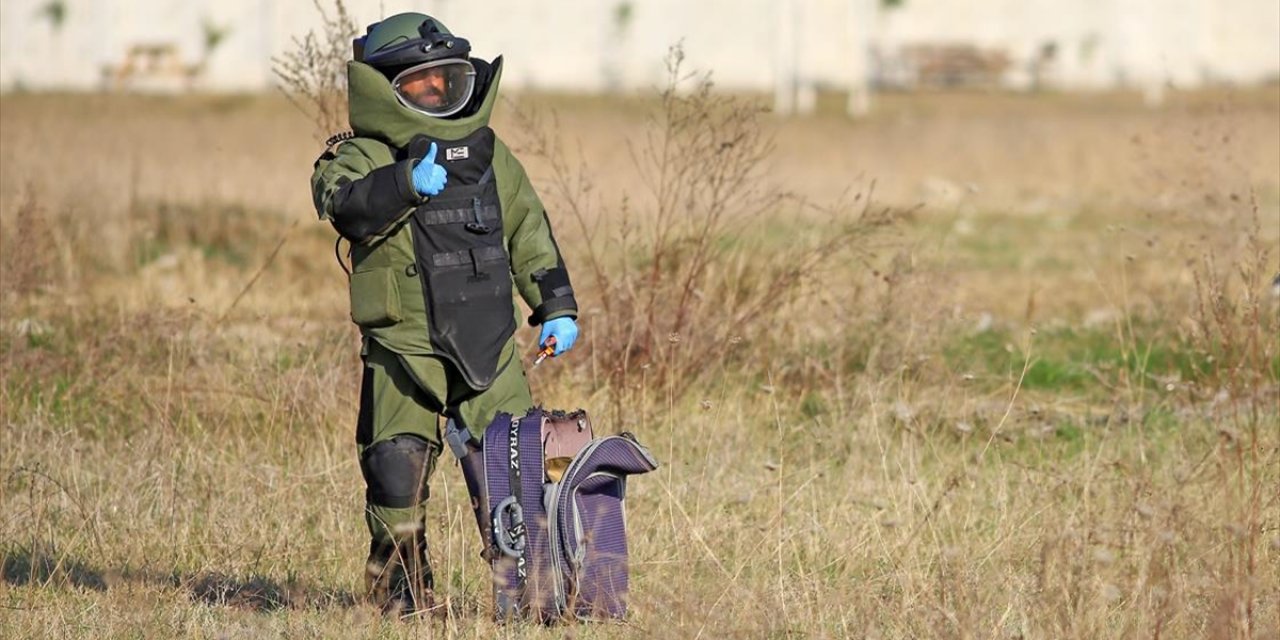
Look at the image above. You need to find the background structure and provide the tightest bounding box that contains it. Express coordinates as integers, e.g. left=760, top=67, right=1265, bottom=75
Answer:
left=2, top=0, right=1277, bottom=109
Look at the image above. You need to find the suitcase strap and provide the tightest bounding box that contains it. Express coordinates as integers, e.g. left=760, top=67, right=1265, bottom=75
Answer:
left=505, top=416, right=529, bottom=598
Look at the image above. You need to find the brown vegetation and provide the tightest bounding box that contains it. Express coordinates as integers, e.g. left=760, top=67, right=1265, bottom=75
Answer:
left=1, top=76, right=1277, bottom=637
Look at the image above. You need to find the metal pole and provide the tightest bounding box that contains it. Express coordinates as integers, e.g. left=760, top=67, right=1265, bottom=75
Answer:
left=847, top=0, right=872, bottom=117
left=775, top=0, right=796, bottom=116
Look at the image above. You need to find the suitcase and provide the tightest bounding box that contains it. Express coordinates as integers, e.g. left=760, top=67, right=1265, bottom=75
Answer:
left=445, top=408, right=657, bottom=622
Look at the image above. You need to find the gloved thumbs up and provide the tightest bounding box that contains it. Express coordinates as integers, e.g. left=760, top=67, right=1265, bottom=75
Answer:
left=412, top=141, right=448, bottom=197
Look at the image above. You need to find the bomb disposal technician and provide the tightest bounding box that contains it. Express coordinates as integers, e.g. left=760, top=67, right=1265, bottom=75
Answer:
left=310, top=13, right=580, bottom=616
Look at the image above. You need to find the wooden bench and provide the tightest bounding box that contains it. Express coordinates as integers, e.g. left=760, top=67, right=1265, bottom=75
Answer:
left=101, top=43, right=203, bottom=92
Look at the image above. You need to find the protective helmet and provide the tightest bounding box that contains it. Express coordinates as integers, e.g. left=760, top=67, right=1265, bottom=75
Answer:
left=356, top=13, right=476, bottom=118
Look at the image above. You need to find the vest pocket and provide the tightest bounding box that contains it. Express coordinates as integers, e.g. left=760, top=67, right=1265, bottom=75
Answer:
left=349, top=267, right=403, bottom=328
left=417, top=246, right=516, bottom=388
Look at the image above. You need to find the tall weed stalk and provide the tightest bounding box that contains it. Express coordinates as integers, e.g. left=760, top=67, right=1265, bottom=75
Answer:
left=270, top=0, right=356, bottom=142
left=1183, top=194, right=1278, bottom=638
left=511, top=46, right=893, bottom=410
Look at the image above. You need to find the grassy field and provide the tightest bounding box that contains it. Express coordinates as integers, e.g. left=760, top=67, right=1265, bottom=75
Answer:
left=1, top=82, right=1277, bottom=639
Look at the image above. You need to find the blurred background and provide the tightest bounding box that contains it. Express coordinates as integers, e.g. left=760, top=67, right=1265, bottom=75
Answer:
left=3, top=0, right=1278, bottom=108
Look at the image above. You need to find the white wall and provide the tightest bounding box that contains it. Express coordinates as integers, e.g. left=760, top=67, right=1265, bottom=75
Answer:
left=875, top=0, right=1280, bottom=89
left=1, top=0, right=1276, bottom=93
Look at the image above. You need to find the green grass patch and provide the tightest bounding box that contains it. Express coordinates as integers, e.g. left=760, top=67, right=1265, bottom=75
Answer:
left=128, top=200, right=287, bottom=270
left=945, top=324, right=1210, bottom=394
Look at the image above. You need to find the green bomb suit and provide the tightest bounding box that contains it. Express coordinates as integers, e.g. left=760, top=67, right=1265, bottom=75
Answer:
left=311, top=59, right=578, bottom=570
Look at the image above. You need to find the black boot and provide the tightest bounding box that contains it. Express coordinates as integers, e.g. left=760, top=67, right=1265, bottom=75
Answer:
left=364, top=536, right=436, bottom=618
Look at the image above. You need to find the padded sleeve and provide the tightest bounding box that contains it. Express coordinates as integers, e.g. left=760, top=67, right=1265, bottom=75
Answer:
left=312, top=142, right=425, bottom=245
left=497, top=145, right=579, bottom=325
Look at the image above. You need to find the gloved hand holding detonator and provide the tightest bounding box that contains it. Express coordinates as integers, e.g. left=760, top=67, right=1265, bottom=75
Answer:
left=538, top=317, right=579, bottom=359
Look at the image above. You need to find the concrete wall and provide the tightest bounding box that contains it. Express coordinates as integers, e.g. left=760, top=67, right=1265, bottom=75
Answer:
left=1, top=0, right=1276, bottom=93
left=875, top=0, right=1280, bottom=89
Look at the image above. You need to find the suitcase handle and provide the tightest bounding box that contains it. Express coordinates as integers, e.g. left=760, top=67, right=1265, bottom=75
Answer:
left=492, top=495, right=528, bottom=558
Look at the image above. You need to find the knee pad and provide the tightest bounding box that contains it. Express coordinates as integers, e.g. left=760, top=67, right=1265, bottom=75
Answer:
left=361, top=435, right=437, bottom=508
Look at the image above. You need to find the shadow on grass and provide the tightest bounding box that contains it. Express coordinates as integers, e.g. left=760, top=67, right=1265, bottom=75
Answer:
left=2, top=545, right=107, bottom=591
left=1, top=545, right=358, bottom=612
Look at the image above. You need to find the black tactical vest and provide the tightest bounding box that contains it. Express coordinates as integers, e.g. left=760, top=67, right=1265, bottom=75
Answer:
left=400, top=128, right=515, bottom=390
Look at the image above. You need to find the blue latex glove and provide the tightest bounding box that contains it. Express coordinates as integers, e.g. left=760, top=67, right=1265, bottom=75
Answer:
left=538, top=317, right=579, bottom=356
left=411, top=142, right=448, bottom=196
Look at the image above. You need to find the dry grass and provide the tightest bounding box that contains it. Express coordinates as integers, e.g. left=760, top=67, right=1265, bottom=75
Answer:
left=1, top=83, right=1277, bottom=639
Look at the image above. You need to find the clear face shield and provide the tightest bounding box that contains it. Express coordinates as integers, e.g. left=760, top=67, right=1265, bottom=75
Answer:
left=392, top=59, right=476, bottom=118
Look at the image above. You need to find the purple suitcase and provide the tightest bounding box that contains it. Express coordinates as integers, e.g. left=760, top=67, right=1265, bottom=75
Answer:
left=446, top=408, right=657, bottom=622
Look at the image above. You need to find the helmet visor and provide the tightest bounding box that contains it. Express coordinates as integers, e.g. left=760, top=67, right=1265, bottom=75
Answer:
left=392, top=59, right=476, bottom=117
